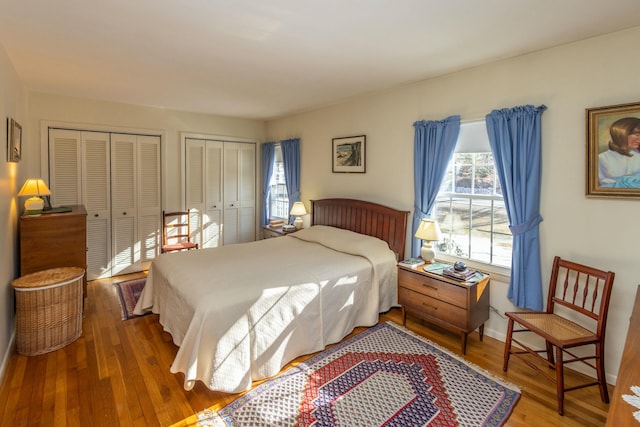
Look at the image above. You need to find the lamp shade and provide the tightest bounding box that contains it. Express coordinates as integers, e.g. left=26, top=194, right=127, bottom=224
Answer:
left=17, top=178, right=51, bottom=215
left=414, top=218, right=442, bottom=242
left=290, top=202, right=307, bottom=230
left=415, top=218, right=442, bottom=263
left=18, top=178, right=51, bottom=197
left=289, top=202, right=307, bottom=216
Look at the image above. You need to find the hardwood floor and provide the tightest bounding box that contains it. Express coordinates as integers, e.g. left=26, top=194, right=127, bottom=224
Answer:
left=0, top=273, right=612, bottom=426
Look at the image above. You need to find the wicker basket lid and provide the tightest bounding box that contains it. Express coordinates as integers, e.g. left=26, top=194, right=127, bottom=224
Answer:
left=12, top=267, right=85, bottom=290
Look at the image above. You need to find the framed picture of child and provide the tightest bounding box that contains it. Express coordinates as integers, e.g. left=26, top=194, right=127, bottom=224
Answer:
left=586, top=101, right=640, bottom=199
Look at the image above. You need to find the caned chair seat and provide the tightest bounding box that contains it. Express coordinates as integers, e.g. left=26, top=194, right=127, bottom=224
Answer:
left=507, top=312, right=595, bottom=343
left=503, top=256, right=615, bottom=416
left=162, top=210, right=199, bottom=254
left=162, top=242, right=198, bottom=252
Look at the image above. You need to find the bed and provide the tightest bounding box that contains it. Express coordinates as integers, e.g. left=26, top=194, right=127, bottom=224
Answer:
left=133, top=198, right=408, bottom=392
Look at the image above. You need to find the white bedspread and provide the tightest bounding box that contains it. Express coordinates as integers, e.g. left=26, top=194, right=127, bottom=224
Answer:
left=133, top=225, right=397, bottom=392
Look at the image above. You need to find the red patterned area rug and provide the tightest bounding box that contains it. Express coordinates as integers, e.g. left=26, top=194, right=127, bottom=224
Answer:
left=195, top=321, right=520, bottom=427
left=113, top=277, right=148, bottom=320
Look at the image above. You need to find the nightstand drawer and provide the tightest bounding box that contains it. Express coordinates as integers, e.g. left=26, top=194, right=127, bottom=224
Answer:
left=398, top=268, right=466, bottom=308
left=399, top=287, right=466, bottom=329
left=263, top=228, right=282, bottom=239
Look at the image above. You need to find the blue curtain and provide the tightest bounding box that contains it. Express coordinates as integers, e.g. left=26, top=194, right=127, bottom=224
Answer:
left=281, top=138, right=301, bottom=222
left=486, top=104, right=547, bottom=310
left=261, top=142, right=275, bottom=225
left=412, top=116, right=461, bottom=257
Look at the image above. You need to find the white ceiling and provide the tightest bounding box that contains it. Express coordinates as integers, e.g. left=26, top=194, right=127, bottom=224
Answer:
left=1, top=0, right=639, bottom=120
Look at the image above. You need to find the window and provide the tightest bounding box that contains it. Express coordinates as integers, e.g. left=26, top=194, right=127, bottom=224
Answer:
left=268, top=145, right=289, bottom=220
left=433, top=121, right=512, bottom=268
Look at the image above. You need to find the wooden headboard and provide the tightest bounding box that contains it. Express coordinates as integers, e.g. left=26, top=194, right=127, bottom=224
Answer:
left=310, top=198, right=409, bottom=261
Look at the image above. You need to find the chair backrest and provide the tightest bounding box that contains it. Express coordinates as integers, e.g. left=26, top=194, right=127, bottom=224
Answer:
left=547, top=256, right=615, bottom=337
left=162, top=210, right=192, bottom=245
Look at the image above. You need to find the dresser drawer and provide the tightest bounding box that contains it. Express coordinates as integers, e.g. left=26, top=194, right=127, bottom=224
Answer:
left=398, top=268, right=466, bottom=308
left=399, top=287, right=467, bottom=329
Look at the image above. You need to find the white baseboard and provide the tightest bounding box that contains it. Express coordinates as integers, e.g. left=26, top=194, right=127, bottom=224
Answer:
left=0, top=331, right=15, bottom=387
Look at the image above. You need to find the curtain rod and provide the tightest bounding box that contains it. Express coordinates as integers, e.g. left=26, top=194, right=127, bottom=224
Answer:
left=460, top=116, right=486, bottom=124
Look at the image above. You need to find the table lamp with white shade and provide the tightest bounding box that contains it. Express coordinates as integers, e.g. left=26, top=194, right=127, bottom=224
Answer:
left=414, top=218, right=442, bottom=263
left=290, top=201, right=307, bottom=230
left=17, top=178, right=51, bottom=216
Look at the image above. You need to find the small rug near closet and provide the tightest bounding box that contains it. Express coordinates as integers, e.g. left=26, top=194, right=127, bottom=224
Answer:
left=193, top=321, right=521, bottom=427
left=113, top=277, right=148, bottom=320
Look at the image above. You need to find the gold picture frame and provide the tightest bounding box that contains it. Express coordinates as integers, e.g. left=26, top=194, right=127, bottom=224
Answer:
left=7, top=118, right=22, bottom=162
left=332, top=135, right=366, bottom=173
left=586, top=102, right=640, bottom=198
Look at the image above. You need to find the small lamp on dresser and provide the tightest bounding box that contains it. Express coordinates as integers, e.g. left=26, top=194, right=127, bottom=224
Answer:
left=290, top=202, right=307, bottom=230
left=17, top=178, right=51, bottom=216
left=415, top=218, right=442, bottom=263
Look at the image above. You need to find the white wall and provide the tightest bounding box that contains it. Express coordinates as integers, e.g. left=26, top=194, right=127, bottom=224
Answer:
left=266, top=26, right=640, bottom=384
left=27, top=92, right=267, bottom=211
left=0, top=44, right=28, bottom=382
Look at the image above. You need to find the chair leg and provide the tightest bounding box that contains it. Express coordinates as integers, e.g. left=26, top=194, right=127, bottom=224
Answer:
left=595, top=342, right=610, bottom=403
left=503, top=318, right=514, bottom=372
left=555, top=346, right=565, bottom=416
left=546, top=340, right=555, bottom=367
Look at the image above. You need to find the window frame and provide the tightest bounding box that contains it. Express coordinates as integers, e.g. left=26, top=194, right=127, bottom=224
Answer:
left=267, top=145, right=290, bottom=221
left=432, top=121, right=512, bottom=278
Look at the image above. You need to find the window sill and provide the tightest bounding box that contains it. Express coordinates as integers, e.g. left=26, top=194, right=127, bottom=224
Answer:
left=435, top=253, right=511, bottom=283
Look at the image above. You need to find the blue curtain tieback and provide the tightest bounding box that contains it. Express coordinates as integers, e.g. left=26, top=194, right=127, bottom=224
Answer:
left=413, top=205, right=429, bottom=217
left=509, top=215, right=543, bottom=236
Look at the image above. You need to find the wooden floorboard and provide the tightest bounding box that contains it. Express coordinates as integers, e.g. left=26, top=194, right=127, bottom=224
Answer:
left=0, top=273, right=612, bottom=426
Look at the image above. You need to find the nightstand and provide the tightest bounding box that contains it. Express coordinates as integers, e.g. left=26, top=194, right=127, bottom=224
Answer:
left=398, top=262, right=490, bottom=354
left=262, top=225, right=297, bottom=239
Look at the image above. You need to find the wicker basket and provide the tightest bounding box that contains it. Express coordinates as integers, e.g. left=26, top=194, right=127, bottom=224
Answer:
left=12, top=267, right=85, bottom=356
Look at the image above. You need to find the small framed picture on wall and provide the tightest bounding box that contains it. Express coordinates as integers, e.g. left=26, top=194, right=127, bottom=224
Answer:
left=586, top=101, right=640, bottom=199
left=7, top=117, right=22, bottom=162
left=332, top=135, right=366, bottom=173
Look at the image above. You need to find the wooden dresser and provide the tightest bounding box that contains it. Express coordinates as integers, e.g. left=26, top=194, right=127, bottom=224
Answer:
left=398, top=262, right=490, bottom=354
left=606, top=284, right=640, bottom=426
left=19, top=205, right=88, bottom=298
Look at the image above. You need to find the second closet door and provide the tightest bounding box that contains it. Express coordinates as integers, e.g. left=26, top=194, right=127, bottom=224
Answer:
left=185, top=138, right=255, bottom=248
left=111, top=133, right=161, bottom=275
left=223, top=142, right=256, bottom=245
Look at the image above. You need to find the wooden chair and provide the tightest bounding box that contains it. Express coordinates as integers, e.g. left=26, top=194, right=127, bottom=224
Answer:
left=161, top=210, right=198, bottom=253
left=503, top=256, right=615, bottom=415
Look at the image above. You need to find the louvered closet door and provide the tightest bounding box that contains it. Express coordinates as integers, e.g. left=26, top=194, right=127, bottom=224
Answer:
left=185, top=139, right=223, bottom=248
left=223, top=143, right=240, bottom=245
left=185, top=138, right=255, bottom=248
left=136, top=135, right=161, bottom=268
left=223, top=142, right=255, bottom=244
left=204, top=141, right=223, bottom=248
left=48, top=128, right=161, bottom=278
left=185, top=139, right=206, bottom=248
left=111, top=134, right=138, bottom=275
left=49, top=129, right=82, bottom=206
left=82, top=132, right=112, bottom=280
left=237, top=143, right=255, bottom=243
